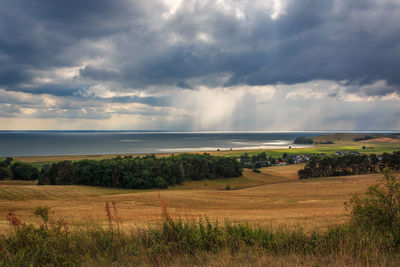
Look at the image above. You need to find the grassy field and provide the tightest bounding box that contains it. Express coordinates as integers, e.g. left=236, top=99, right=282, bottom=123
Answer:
left=0, top=164, right=381, bottom=233
left=212, top=140, right=400, bottom=158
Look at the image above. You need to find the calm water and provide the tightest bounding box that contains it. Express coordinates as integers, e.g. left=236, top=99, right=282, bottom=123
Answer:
left=0, top=131, right=392, bottom=157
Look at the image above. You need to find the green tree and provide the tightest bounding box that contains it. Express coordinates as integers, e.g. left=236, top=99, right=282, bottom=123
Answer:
left=346, top=169, right=400, bottom=234
left=0, top=157, right=13, bottom=168
left=154, top=176, right=167, bottom=189
left=0, top=167, right=13, bottom=180
left=10, top=162, right=39, bottom=180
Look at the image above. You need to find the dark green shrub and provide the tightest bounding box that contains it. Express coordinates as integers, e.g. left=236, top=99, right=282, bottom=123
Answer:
left=154, top=176, right=168, bottom=189
left=0, top=167, right=13, bottom=180
left=10, top=162, right=40, bottom=181
left=0, top=157, right=13, bottom=167
left=37, top=164, right=51, bottom=185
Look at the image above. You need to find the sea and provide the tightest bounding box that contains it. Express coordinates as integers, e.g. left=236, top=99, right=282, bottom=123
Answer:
left=0, top=131, right=395, bottom=157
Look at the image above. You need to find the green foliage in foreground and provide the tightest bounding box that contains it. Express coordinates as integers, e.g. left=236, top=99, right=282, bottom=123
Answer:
left=1, top=216, right=399, bottom=266
left=2, top=170, right=400, bottom=266
left=346, top=169, right=400, bottom=235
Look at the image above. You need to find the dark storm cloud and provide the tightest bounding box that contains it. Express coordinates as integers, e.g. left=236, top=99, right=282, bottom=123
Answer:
left=0, top=0, right=399, bottom=98
left=161, top=0, right=400, bottom=93
left=108, top=95, right=170, bottom=107
left=23, top=0, right=139, bottom=38
left=0, top=0, right=164, bottom=91
left=115, top=0, right=400, bottom=95
left=17, top=84, right=86, bottom=96
left=79, top=66, right=119, bottom=82
left=343, top=81, right=398, bottom=97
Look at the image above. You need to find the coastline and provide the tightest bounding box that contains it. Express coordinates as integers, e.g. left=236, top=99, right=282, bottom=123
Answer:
left=4, top=132, right=400, bottom=162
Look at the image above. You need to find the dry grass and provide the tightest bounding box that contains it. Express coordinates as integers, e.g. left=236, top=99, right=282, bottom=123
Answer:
left=158, top=250, right=397, bottom=267
left=168, top=164, right=302, bottom=191
left=361, top=137, right=400, bottom=144
left=0, top=164, right=382, bottom=233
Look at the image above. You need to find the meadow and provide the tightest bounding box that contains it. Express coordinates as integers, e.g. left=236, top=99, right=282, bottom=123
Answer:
left=1, top=166, right=398, bottom=266
left=0, top=164, right=380, bottom=232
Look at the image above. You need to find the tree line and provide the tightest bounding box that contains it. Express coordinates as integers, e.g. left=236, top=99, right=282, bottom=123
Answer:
left=298, top=151, right=400, bottom=179
left=38, top=153, right=242, bottom=189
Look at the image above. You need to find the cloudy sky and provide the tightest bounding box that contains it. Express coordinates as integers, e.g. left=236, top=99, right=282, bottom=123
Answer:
left=0, top=0, right=399, bottom=130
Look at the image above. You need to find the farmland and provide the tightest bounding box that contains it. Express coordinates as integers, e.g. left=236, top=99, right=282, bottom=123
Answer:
left=0, top=164, right=380, bottom=232
left=2, top=133, right=399, bottom=232
left=1, top=134, right=400, bottom=265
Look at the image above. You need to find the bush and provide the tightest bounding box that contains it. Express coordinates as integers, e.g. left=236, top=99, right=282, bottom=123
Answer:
left=346, top=169, right=400, bottom=235
left=0, top=167, right=13, bottom=180
left=10, top=162, right=40, bottom=181
left=154, top=176, right=168, bottom=189
left=0, top=157, right=13, bottom=167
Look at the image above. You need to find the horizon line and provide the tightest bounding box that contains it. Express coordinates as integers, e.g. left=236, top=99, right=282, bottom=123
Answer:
left=0, top=130, right=399, bottom=133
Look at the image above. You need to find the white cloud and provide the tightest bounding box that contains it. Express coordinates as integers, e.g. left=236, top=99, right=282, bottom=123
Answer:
left=162, top=0, right=183, bottom=18
left=284, top=80, right=337, bottom=99
left=270, top=0, right=288, bottom=20
left=286, top=88, right=323, bottom=99
left=341, top=94, right=374, bottom=102
left=381, top=93, right=400, bottom=101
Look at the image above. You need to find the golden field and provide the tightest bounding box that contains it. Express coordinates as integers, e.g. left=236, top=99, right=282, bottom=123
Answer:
left=0, top=164, right=381, bottom=232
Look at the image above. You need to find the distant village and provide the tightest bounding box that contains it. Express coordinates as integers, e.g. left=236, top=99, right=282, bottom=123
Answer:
left=239, top=150, right=366, bottom=169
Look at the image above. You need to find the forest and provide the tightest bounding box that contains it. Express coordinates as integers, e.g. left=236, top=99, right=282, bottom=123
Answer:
left=298, top=151, right=400, bottom=179
left=38, top=153, right=242, bottom=189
